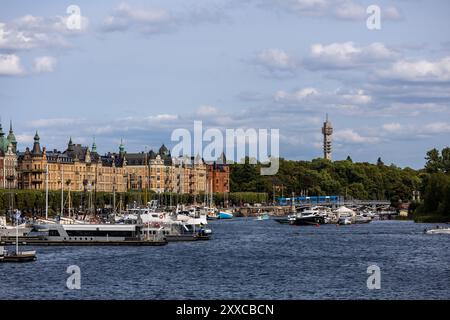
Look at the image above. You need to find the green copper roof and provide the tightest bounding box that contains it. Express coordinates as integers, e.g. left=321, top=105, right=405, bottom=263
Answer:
left=7, top=120, right=16, bottom=144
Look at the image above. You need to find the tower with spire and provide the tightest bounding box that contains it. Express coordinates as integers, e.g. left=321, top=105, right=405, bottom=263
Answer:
left=7, top=120, right=17, bottom=153
left=119, top=139, right=125, bottom=156
left=322, top=114, right=333, bottom=160
left=32, top=131, right=42, bottom=156
left=91, top=137, right=97, bottom=154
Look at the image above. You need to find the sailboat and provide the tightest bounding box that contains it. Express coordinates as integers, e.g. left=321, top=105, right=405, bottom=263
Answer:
left=0, top=211, right=36, bottom=263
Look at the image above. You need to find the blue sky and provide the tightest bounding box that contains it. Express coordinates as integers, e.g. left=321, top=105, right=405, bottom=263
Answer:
left=1, top=0, right=450, bottom=168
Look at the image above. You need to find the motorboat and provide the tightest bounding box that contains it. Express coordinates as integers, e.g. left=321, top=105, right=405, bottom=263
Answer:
left=425, top=227, right=450, bottom=235
left=274, top=215, right=296, bottom=224
left=291, top=214, right=326, bottom=225
left=218, top=210, right=233, bottom=219
left=354, top=215, right=372, bottom=224
left=338, top=217, right=352, bottom=225
left=255, top=213, right=270, bottom=221
left=289, top=206, right=327, bottom=226
left=120, top=207, right=211, bottom=241
left=0, top=246, right=36, bottom=263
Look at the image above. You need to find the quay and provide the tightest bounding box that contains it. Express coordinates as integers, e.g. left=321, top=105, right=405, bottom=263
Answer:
left=0, top=237, right=168, bottom=246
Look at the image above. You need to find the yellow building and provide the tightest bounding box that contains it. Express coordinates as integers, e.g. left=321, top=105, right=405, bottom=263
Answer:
left=124, top=145, right=171, bottom=193
left=17, top=134, right=126, bottom=193
left=16, top=133, right=229, bottom=196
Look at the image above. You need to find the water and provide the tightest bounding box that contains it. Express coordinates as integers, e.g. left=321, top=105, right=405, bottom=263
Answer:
left=1, top=219, right=449, bottom=300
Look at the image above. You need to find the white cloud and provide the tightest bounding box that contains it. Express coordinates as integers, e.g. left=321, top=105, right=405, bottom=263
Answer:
left=102, top=3, right=174, bottom=33
left=333, top=1, right=365, bottom=20
left=0, top=14, right=88, bottom=51
left=334, top=129, right=380, bottom=144
left=33, top=56, right=56, bottom=73
left=31, top=118, right=84, bottom=128
left=147, top=114, right=178, bottom=121
left=337, top=89, right=372, bottom=105
left=16, top=134, right=35, bottom=144
left=254, top=48, right=299, bottom=76
left=0, top=54, right=24, bottom=76
left=258, top=0, right=401, bottom=21
left=307, top=42, right=397, bottom=69
left=274, top=87, right=371, bottom=111
left=196, top=105, right=219, bottom=117
left=384, top=6, right=402, bottom=20
left=382, top=122, right=403, bottom=133
left=377, top=56, right=450, bottom=82
left=275, top=87, right=318, bottom=102
left=422, top=122, right=450, bottom=134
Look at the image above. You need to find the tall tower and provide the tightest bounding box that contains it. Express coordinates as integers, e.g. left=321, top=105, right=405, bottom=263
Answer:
left=322, top=114, right=333, bottom=160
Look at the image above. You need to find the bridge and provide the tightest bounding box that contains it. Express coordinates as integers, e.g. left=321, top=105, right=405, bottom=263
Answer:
left=276, top=196, right=391, bottom=208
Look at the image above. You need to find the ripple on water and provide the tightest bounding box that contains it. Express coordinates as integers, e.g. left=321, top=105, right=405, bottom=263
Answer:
left=0, top=219, right=449, bottom=299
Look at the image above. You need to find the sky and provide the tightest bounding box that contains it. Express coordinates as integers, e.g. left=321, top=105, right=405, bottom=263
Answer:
left=0, top=0, right=449, bottom=168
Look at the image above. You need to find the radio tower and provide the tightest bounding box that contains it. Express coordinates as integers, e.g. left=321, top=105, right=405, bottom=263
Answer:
left=322, top=114, right=333, bottom=160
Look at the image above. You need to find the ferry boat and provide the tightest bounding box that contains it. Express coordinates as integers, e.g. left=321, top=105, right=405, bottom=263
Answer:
left=1, top=223, right=167, bottom=246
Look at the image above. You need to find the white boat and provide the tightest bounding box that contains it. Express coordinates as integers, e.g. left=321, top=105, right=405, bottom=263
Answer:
left=338, top=217, right=352, bottom=225
left=15, top=222, right=167, bottom=245
left=0, top=223, right=31, bottom=237
left=354, top=215, right=372, bottom=224
left=120, top=207, right=211, bottom=241
left=425, top=227, right=450, bottom=235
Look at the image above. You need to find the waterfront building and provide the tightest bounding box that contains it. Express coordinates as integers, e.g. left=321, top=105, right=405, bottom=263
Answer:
left=12, top=126, right=230, bottom=195
left=122, top=144, right=172, bottom=193
left=171, top=155, right=207, bottom=195
left=206, top=153, right=230, bottom=194
left=322, top=114, right=333, bottom=160
left=0, top=121, right=18, bottom=189
left=17, top=134, right=127, bottom=193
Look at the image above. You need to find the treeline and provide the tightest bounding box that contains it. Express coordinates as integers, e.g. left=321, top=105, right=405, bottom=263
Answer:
left=230, top=157, right=421, bottom=204
left=413, top=147, right=450, bottom=222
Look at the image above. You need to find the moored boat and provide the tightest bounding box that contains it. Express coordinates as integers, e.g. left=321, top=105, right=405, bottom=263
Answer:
left=0, top=247, right=36, bottom=263
left=1, top=222, right=167, bottom=246
left=425, top=227, right=450, bottom=235
left=218, top=211, right=233, bottom=219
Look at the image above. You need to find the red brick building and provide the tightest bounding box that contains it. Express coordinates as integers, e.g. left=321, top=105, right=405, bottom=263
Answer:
left=207, top=162, right=230, bottom=193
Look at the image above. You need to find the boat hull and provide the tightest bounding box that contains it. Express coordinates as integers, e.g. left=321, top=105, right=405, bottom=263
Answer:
left=1, top=238, right=168, bottom=246
left=218, top=212, right=233, bottom=219
left=1, top=251, right=36, bottom=263
left=290, top=216, right=325, bottom=226
left=166, top=234, right=211, bottom=241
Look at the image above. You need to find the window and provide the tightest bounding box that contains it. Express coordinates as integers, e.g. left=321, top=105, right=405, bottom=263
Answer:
left=49, top=230, right=60, bottom=236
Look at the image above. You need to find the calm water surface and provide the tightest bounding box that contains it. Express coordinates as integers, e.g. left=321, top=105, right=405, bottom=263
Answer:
left=1, top=219, right=449, bottom=299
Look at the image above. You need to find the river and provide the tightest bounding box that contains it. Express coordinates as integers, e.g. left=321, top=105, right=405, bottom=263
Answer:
left=1, top=219, right=449, bottom=299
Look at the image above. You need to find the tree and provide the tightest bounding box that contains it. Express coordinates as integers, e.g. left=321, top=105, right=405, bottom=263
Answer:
left=377, top=157, right=384, bottom=166
left=441, top=147, right=450, bottom=173
left=425, top=148, right=441, bottom=173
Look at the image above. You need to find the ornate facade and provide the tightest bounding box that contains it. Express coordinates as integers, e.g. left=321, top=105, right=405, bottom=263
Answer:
left=0, top=121, right=18, bottom=189
left=5, top=122, right=230, bottom=195
left=17, top=134, right=127, bottom=193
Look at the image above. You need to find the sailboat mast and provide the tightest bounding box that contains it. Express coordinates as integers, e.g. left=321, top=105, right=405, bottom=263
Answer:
left=45, top=164, right=49, bottom=220
left=61, top=163, right=64, bottom=217
left=16, top=215, right=18, bottom=254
